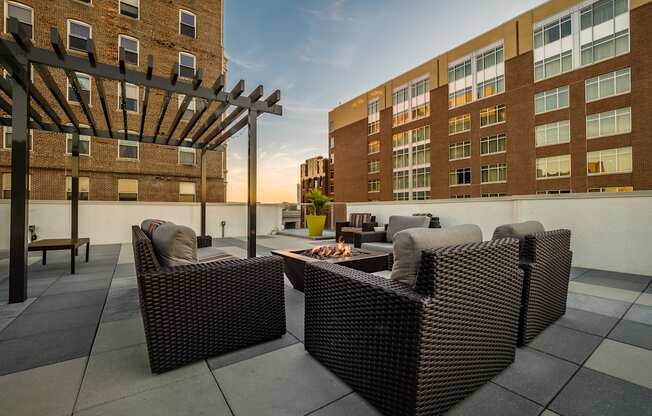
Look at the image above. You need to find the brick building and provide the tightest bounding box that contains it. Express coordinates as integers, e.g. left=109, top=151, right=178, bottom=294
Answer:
left=299, top=156, right=329, bottom=203
left=0, top=0, right=227, bottom=202
left=328, top=0, right=652, bottom=202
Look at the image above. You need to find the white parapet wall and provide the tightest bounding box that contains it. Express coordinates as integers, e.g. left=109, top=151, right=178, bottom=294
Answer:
left=346, top=192, right=652, bottom=276
left=0, top=200, right=283, bottom=250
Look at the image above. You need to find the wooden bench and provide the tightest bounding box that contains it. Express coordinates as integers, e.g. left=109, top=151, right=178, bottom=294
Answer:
left=28, top=238, right=90, bottom=274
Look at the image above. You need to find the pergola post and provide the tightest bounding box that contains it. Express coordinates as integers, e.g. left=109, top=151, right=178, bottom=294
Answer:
left=8, top=62, right=31, bottom=304
left=200, top=148, right=207, bottom=237
left=70, top=132, right=80, bottom=241
left=247, top=109, right=257, bottom=258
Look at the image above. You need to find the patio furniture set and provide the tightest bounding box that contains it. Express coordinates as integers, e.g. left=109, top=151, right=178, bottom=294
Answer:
left=131, top=214, right=572, bottom=415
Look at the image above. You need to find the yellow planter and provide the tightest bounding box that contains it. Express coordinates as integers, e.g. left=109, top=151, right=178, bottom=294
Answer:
left=306, top=215, right=326, bottom=237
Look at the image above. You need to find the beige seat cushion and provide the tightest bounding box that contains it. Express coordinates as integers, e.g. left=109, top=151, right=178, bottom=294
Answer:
left=391, top=224, right=483, bottom=286
left=197, top=247, right=236, bottom=263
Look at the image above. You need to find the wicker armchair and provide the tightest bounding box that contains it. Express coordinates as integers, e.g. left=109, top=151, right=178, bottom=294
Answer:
left=335, top=213, right=377, bottom=242
left=305, top=238, right=523, bottom=416
left=518, top=229, right=572, bottom=345
left=131, top=226, right=286, bottom=373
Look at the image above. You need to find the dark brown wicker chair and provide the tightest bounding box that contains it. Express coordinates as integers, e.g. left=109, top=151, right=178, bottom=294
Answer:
left=335, top=213, right=377, bottom=243
left=518, top=229, right=572, bottom=345
left=131, top=226, right=286, bottom=373
left=304, top=238, right=523, bottom=416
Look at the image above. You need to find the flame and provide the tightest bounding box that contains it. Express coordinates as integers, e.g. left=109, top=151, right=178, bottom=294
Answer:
left=309, top=236, right=352, bottom=258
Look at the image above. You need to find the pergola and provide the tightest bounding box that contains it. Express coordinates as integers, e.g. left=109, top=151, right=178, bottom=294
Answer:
left=0, top=18, right=282, bottom=303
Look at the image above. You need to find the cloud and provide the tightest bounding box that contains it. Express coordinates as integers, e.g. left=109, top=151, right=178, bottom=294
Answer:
left=300, top=0, right=356, bottom=23
left=224, top=51, right=266, bottom=70
left=299, top=39, right=356, bottom=69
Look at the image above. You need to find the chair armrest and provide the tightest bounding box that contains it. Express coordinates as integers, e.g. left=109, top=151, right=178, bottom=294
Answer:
left=196, top=235, right=212, bottom=248
left=361, top=222, right=377, bottom=232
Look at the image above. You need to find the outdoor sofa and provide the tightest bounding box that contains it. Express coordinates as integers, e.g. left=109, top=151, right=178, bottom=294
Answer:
left=335, top=213, right=377, bottom=243
left=493, top=221, right=572, bottom=345
left=304, top=225, right=523, bottom=415
left=132, top=223, right=286, bottom=373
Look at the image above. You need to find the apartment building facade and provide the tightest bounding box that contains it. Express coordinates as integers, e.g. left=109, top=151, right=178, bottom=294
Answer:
left=299, top=156, right=330, bottom=203
left=0, top=0, right=227, bottom=202
left=328, top=0, right=652, bottom=202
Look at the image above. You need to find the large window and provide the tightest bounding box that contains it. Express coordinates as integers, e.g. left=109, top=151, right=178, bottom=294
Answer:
left=449, top=141, right=471, bottom=161
left=119, top=35, right=139, bottom=66
left=5, top=1, right=33, bottom=39
left=586, top=107, right=631, bottom=139
left=67, top=20, right=91, bottom=52
left=118, top=139, right=138, bottom=160
left=367, top=140, right=380, bottom=155
left=480, top=105, right=506, bottom=127
left=535, top=51, right=572, bottom=82
left=476, top=45, right=505, bottom=99
left=119, top=0, right=139, bottom=19
left=393, top=170, right=409, bottom=191
left=118, top=83, right=139, bottom=113
left=66, top=176, right=89, bottom=200
left=580, top=0, right=629, bottom=66
left=449, top=114, right=471, bottom=135
left=178, top=147, right=196, bottom=165
left=480, top=134, right=506, bottom=155
left=118, top=179, right=138, bottom=201
left=392, top=86, right=409, bottom=127
left=588, top=186, right=633, bottom=192
left=67, top=72, right=92, bottom=104
left=179, top=9, right=196, bottom=38
left=533, top=14, right=573, bottom=81
left=412, top=190, right=430, bottom=201
left=392, top=131, right=409, bottom=148
left=534, top=15, right=572, bottom=49
left=392, top=76, right=429, bottom=126
left=412, top=167, right=430, bottom=189
left=3, top=126, right=33, bottom=150
left=392, top=126, right=430, bottom=200
left=585, top=68, right=630, bottom=102
left=1, top=173, right=11, bottom=199
left=535, top=86, right=569, bottom=114
left=368, top=179, right=380, bottom=193
left=178, top=52, right=196, bottom=78
left=410, top=78, right=429, bottom=120
left=449, top=43, right=504, bottom=108
left=65, top=130, right=90, bottom=156
left=448, top=59, right=472, bottom=108
left=536, top=155, right=571, bottom=179
left=481, top=163, right=507, bottom=184
left=587, top=146, right=632, bottom=175
left=536, top=120, right=570, bottom=147
left=449, top=168, right=471, bottom=186
left=411, top=143, right=430, bottom=166
left=368, top=99, right=379, bottom=135
left=179, top=182, right=196, bottom=202
left=368, top=160, right=380, bottom=174
left=392, top=148, right=409, bottom=169
left=581, top=30, right=629, bottom=66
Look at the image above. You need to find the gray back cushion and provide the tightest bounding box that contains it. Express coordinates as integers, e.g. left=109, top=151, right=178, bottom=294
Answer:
left=141, top=219, right=168, bottom=239
left=386, top=215, right=431, bottom=243
left=492, top=221, right=544, bottom=241
left=151, top=223, right=197, bottom=267
left=391, top=224, right=483, bottom=286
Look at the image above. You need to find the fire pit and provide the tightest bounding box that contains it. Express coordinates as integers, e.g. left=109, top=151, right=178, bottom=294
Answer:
left=271, top=239, right=390, bottom=292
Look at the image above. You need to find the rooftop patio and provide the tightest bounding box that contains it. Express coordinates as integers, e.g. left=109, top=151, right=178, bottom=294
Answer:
left=1, top=233, right=650, bottom=416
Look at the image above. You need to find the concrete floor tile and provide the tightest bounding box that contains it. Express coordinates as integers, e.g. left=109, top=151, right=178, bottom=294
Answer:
left=569, top=281, right=641, bottom=303
left=445, top=382, right=542, bottom=416
left=0, top=297, right=35, bottom=319
left=0, top=304, right=103, bottom=340
left=214, top=343, right=351, bottom=416
left=207, top=332, right=299, bottom=370
left=540, top=410, right=561, bottom=416
left=608, top=319, right=652, bottom=350
left=585, top=339, right=652, bottom=389
left=0, top=318, right=11, bottom=332
left=637, top=292, right=652, bottom=307
left=75, top=344, right=208, bottom=411
left=528, top=324, right=602, bottom=364
left=493, top=348, right=578, bottom=405
left=570, top=267, right=591, bottom=280
left=566, top=292, right=631, bottom=318
left=91, top=317, right=146, bottom=355
left=0, top=357, right=86, bottom=416
left=285, top=287, right=305, bottom=341
left=576, top=270, right=651, bottom=292
left=550, top=368, right=652, bottom=416
left=74, top=372, right=232, bottom=416
left=311, top=393, right=382, bottom=416
left=556, top=308, right=619, bottom=336
left=623, top=304, right=652, bottom=326
left=44, top=279, right=111, bottom=296
left=25, top=289, right=107, bottom=314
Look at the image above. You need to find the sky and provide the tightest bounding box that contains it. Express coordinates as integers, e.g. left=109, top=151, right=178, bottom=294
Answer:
left=223, top=0, right=547, bottom=203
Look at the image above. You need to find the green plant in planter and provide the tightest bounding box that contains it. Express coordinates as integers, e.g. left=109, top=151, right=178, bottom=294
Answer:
left=305, top=188, right=331, bottom=236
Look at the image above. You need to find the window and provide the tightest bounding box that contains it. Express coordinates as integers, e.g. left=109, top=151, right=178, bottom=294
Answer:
left=412, top=167, right=430, bottom=189
left=451, top=194, right=472, bottom=199
left=368, top=160, right=380, bottom=174
left=587, top=146, right=632, bottom=175
left=535, top=86, right=569, bottom=114
left=412, top=125, right=430, bottom=143
left=482, top=193, right=507, bottom=198
left=477, top=76, right=505, bottom=100
left=449, top=114, right=471, bottom=135
left=476, top=45, right=505, bottom=100
left=368, top=140, right=380, bottom=155
left=3, top=126, right=32, bottom=150
left=179, top=9, right=196, bottom=38
left=536, top=155, right=571, bottom=179
left=178, top=52, right=196, bottom=78
left=118, top=139, right=138, bottom=160
left=118, top=83, right=139, bottom=113
left=66, top=176, right=89, bottom=200
left=393, top=191, right=410, bottom=201
left=179, top=182, right=196, bottom=202
left=67, top=72, right=92, bottom=104
left=412, top=190, right=430, bottom=200
left=392, top=86, right=409, bottom=127
left=476, top=45, right=504, bottom=72
left=481, top=163, right=507, bottom=184
left=392, top=126, right=431, bottom=200
left=5, top=1, right=33, bottom=39
left=480, top=134, right=506, bottom=155
left=580, top=0, right=629, bottom=66
left=119, top=35, right=139, bottom=66
left=329, top=152, right=334, bottom=164
left=393, top=170, right=409, bottom=191
left=535, top=51, right=572, bottom=82
left=392, top=76, right=429, bottom=126
left=119, top=0, right=139, bottom=19
left=118, top=179, right=138, bottom=201
left=449, top=168, right=471, bottom=186
left=329, top=136, right=334, bottom=149
left=178, top=147, right=196, bottom=165
left=585, top=68, right=630, bottom=102
left=449, top=141, right=471, bottom=161
left=588, top=186, right=633, bottom=192
left=392, top=148, right=409, bottom=169
left=412, top=143, right=430, bottom=166
left=536, top=120, right=570, bottom=147
left=586, top=107, right=631, bottom=139
left=581, top=0, right=628, bottom=29
left=537, top=190, right=571, bottom=195
left=368, top=99, right=379, bottom=135
left=368, top=179, right=380, bottom=193
left=448, top=59, right=472, bottom=108
left=67, top=20, right=91, bottom=52
left=410, top=78, right=429, bottom=120
left=480, top=105, right=506, bottom=127
left=533, top=12, right=573, bottom=82
left=65, top=130, right=91, bottom=156
left=1, top=173, right=11, bottom=199
left=392, top=131, right=409, bottom=148
left=534, top=15, right=572, bottom=49
left=581, top=30, right=629, bottom=66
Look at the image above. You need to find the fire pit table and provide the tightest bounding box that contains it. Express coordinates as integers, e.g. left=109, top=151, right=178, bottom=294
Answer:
left=271, top=243, right=390, bottom=292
